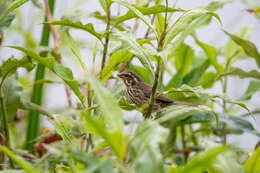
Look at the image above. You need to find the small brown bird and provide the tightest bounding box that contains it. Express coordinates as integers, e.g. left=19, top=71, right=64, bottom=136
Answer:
left=117, top=71, right=195, bottom=112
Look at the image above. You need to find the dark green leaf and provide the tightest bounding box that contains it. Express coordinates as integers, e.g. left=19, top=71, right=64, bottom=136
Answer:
left=219, top=114, right=260, bottom=137
left=183, top=58, right=210, bottom=87
left=156, top=105, right=215, bottom=126
left=218, top=67, right=260, bottom=80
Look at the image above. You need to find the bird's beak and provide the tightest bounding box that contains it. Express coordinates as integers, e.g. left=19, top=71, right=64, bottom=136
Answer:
left=117, top=73, right=123, bottom=78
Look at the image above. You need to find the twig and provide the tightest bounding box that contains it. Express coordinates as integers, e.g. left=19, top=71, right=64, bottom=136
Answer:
left=144, top=0, right=168, bottom=118
left=43, top=0, right=73, bottom=109
left=181, top=126, right=188, bottom=163
left=101, top=7, right=111, bottom=73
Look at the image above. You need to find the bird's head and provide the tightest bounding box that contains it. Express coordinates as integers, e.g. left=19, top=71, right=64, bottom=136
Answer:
left=117, top=71, right=143, bottom=87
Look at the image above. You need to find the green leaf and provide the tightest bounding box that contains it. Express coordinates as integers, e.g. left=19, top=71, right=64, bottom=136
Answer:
left=53, top=115, right=73, bottom=144
left=241, top=80, right=260, bottom=100
left=0, top=0, right=29, bottom=22
left=86, top=75, right=125, bottom=159
left=173, top=43, right=194, bottom=76
left=71, top=152, right=114, bottom=173
left=131, top=120, right=169, bottom=173
left=85, top=114, right=125, bottom=159
left=165, top=72, right=183, bottom=90
left=193, top=35, right=224, bottom=73
left=166, top=85, right=210, bottom=104
left=114, top=4, right=184, bottom=25
left=101, top=50, right=133, bottom=82
left=171, top=146, right=226, bottom=173
left=110, top=31, right=154, bottom=75
left=245, top=146, right=260, bottom=173
left=164, top=8, right=221, bottom=48
left=99, top=0, right=108, bottom=12
left=213, top=150, right=245, bottom=173
left=88, top=75, right=123, bottom=132
left=0, top=146, right=36, bottom=173
left=1, top=77, right=23, bottom=122
left=156, top=105, right=215, bottom=125
left=218, top=67, right=260, bottom=80
left=224, top=26, right=253, bottom=61
left=48, top=19, right=102, bottom=40
left=205, top=1, right=232, bottom=11
left=198, top=72, right=217, bottom=88
left=223, top=30, right=260, bottom=68
left=8, top=46, right=85, bottom=105
left=183, top=58, right=210, bottom=87
left=219, top=114, right=260, bottom=137
left=155, top=13, right=165, bottom=35
left=0, top=56, right=34, bottom=79
left=118, top=96, right=136, bottom=110
left=126, top=64, right=152, bottom=84
left=112, top=0, right=157, bottom=37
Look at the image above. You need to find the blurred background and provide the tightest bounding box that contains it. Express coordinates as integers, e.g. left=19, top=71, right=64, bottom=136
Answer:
left=1, top=0, right=260, bottom=151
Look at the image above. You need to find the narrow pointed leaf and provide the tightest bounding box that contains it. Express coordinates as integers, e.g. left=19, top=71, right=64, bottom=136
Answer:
left=48, top=19, right=102, bottom=40
left=8, top=46, right=85, bottom=105
left=110, top=31, right=154, bottom=75
left=223, top=30, right=260, bottom=67
left=112, top=0, right=157, bottom=36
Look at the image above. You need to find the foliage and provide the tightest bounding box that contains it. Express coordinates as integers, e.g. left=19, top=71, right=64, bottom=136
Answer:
left=0, top=0, right=259, bottom=172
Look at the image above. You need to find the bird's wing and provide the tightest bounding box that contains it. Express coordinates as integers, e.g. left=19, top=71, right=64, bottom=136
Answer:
left=142, top=83, right=173, bottom=104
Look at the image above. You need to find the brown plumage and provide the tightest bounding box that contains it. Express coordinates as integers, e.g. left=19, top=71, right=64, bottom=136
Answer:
left=117, top=71, right=196, bottom=112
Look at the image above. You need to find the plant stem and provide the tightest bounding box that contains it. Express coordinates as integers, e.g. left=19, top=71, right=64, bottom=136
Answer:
left=0, top=88, right=14, bottom=168
left=101, top=7, right=111, bottom=73
left=144, top=0, right=168, bottom=118
left=181, top=126, right=188, bottom=163
left=25, top=0, right=55, bottom=150
left=43, top=0, right=73, bottom=109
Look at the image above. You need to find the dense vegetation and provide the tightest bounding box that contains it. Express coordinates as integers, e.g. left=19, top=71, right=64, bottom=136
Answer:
left=0, top=0, right=260, bottom=172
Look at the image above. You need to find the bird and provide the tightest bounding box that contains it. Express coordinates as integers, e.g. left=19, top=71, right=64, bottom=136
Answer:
left=117, top=71, right=196, bottom=113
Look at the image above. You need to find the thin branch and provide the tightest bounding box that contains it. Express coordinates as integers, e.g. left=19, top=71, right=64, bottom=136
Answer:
left=144, top=0, right=168, bottom=118
left=43, top=0, right=73, bottom=109
left=101, top=7, right=111, bottom=73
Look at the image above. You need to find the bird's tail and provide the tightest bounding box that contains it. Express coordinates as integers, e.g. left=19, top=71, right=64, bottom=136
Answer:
left=171, top=100, right=197, bottom=107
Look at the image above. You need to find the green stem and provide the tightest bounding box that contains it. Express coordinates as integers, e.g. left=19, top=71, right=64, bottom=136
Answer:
left=0, top=88, right=14, bottom=168
left=181, top=126, right=188, bottom=163
left=144, top=0, right=168, bottom=118
left=25, top=0, right=55, bottom=150
left=101, top=7, right=111, bottom=73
